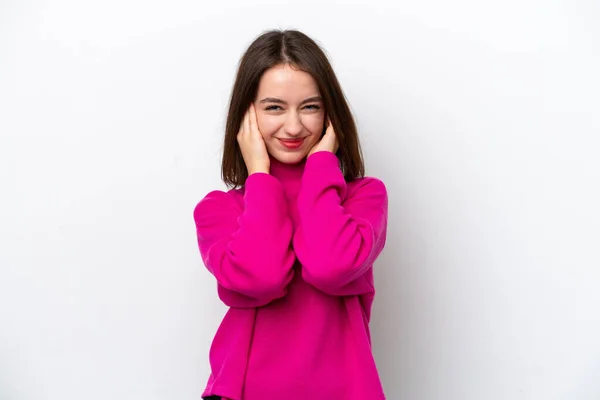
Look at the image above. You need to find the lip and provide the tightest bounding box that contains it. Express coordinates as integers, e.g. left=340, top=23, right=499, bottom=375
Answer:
left=278, top=138, right=305, bottom=149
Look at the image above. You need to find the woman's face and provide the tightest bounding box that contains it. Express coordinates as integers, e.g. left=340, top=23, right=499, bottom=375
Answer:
left=253, top=64, right=325, bottom=164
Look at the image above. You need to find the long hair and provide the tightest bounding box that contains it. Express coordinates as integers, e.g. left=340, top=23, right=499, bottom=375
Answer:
left=221, top=29, right=364, bottom=188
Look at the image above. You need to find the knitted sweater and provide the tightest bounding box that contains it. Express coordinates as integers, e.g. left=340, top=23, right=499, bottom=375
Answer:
left=193, top=151, right=388, bottom=400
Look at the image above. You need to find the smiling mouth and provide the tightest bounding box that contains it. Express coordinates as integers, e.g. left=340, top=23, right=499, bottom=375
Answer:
left=278, top=138, right=305, bottom=142
left=278, top=138, right=305, bottom=149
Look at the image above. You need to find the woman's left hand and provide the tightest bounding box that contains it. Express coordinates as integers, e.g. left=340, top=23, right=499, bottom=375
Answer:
left=308, top=118, right=339, bottom=157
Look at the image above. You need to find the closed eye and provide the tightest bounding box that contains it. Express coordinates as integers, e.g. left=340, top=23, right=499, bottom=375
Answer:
left=264, top=104, right=321, bottom=111
left=303, top=104, right=321, bottom=110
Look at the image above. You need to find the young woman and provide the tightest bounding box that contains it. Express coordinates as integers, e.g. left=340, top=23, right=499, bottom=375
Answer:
left=193, top=29, right=388, bottom=400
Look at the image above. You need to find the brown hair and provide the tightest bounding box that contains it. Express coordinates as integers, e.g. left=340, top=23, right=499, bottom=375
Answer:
left=221, top=29, right=365, bottom=188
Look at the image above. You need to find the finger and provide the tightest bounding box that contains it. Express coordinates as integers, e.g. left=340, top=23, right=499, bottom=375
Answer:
left=237, top=112, right=247, bottom=143
left=249, top=103, right=258, bottom=133
left=242, top=107, right=250, bottom=137
left=328, top=119, right=337, bottom=136
left=326, top=119, right=334, bottom=135
left=238, top=110, right=247, bottom=134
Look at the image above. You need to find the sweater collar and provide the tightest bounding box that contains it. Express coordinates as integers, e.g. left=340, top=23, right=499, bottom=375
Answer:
left=269, top=155, right=306, bottom=182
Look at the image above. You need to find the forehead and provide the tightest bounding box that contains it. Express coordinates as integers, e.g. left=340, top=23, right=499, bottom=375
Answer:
left=256, top=64, right=320, bottom=99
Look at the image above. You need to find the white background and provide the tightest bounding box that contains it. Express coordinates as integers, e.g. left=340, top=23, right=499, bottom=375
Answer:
left=1, top=1, right=599, bottom=399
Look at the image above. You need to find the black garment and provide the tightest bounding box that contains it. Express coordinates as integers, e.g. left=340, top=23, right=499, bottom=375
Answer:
left=203, top=397, right=221, bottom=400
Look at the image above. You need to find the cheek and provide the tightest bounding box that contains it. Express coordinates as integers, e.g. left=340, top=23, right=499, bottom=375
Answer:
left=302, top=113, right=325, bottom=134
left=256, top=113, right=280, bottom=138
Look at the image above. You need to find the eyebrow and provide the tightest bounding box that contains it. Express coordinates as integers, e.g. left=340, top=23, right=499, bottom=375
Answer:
left=258, top=96, right=323, bottom=105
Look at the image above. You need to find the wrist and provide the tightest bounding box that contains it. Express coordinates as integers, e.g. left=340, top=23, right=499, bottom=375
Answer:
left=248, top=166, right=270, bottom=175
left=308, top=149, right=334, bottom=157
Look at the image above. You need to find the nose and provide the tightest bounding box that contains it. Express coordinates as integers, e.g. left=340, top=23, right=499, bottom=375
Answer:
left=284, top=112, right=303, bottom=137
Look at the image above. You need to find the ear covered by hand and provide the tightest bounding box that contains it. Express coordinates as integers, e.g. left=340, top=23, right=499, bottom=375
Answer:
left=308, top=117, right=339, bottom=157
left=237, top=103, right=270, bottom=175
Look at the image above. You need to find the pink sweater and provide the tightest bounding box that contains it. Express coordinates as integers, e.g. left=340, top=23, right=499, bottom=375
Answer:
left=193, top=151, right=388, bottom=400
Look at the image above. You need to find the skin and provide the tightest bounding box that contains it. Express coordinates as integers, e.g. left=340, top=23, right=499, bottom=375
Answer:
left=237, top=64, right=339, bottom=175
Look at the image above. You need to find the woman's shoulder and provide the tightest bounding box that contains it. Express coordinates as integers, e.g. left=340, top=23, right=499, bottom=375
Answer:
left=347, top=175, right=387, bottom=196
left=193, top=187, right=245, bottom=221
left=202, top=184, right=247, bottom=200
left=342, top=176, right=388, bottom=211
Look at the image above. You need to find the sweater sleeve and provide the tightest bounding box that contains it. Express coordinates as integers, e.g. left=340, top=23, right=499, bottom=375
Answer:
left=193, top=173, right=296, bottom=308
left=293, top=151, right=388, bottom=296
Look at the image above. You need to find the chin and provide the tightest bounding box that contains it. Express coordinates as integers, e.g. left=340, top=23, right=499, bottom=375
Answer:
left=271, top=149, right=309, bottom=164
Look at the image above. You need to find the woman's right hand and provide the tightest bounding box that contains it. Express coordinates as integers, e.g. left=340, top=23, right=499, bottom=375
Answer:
left=237, top=103, right=270, bottom=175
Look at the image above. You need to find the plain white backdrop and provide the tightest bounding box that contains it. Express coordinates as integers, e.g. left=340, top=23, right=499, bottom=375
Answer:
left=1, top=0, right=599, bottom=399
